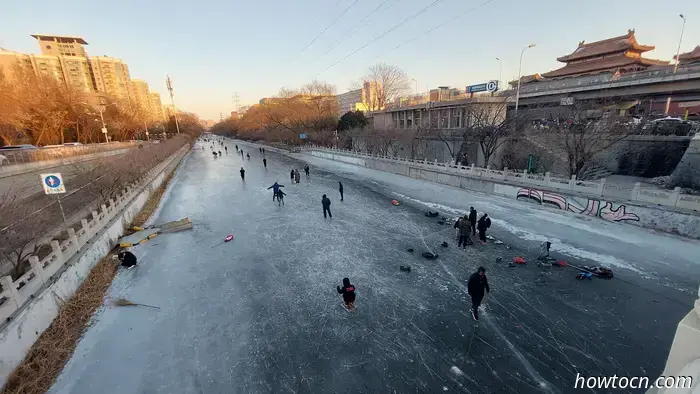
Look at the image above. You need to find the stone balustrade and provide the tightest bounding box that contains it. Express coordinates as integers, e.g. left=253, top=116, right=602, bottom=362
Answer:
left=0, top=145, right=189, bottom=323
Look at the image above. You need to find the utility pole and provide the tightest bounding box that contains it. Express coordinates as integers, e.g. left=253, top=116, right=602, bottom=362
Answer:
left=165, top=74, right=181, bottom=135
left=665, top=14, right=687, bottom=115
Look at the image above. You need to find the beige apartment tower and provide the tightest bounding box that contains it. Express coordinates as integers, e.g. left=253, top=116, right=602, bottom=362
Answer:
left=89, top=56, right=133, bottom=100
left=32, top=34, right=89, bottom=57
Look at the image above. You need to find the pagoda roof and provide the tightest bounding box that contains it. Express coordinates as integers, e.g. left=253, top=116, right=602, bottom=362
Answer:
left=508, top=74, right=543, bottom=87
left=557, top=30, right=655, bottom=63
left=675, top=46, right=700, bottom=63
left=542, top=53, right=668, bottom=78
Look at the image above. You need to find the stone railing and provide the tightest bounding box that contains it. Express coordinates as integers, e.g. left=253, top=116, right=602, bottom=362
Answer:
left=0, top=144, right=189, bottom=323
left=306, top=146, right=700, bottom=212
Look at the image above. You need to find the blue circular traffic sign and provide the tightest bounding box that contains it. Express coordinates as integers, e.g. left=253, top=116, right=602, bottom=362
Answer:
left=44, top=175, right=61, bottom=188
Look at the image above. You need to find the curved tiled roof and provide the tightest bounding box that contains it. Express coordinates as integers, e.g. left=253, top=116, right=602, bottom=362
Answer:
left=557, top=30, right=654, bottom=63
left=675, top=46, right=700, bottom=63
left=543, top=53, right=668, bottom=78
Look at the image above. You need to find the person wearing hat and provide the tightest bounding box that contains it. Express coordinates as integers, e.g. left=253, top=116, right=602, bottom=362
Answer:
left=467, top=266, right=490, bottom=321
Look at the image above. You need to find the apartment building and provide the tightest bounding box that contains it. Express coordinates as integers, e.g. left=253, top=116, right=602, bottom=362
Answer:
left=90, top=56, right=133, bottom=100
left=131, top=79, right=150, bottom=108
left=32, top=34, right=88, bottom=57
left=149, top=92, right=165, bottom=121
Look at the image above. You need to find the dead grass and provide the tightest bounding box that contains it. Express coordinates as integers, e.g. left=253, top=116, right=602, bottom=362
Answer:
left=0, top=158, right=181, bottom=394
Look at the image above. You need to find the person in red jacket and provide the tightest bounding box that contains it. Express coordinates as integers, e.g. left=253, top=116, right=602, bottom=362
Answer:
left=337, top=277, right=356, bottom=311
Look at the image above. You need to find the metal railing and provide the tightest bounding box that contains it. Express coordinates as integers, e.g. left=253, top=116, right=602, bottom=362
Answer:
left=0, top=141, right=143, bottom=166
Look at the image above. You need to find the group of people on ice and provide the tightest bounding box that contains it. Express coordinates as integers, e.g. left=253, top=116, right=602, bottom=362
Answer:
left=454, top=207, right=491, bottom=247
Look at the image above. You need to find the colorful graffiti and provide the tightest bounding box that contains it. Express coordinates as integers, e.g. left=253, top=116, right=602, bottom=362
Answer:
left=516, top=188, right=640, bottom=222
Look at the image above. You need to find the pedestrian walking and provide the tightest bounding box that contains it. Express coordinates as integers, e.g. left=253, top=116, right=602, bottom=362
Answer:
left=290, top=169, right=295, bottom=183
left=240, top=167, right=245, bottom=180
left=477, top=213, right=491, bottom=245
left=262, top=148, right=265, bottom=155
left=469, top=207, right=477, bottom=236
left=322, top=194, right=332, bottom=218
left=458, top=215, right=473, bottom=248
left=246, top=153, right=250, bottom=160
left=467, top=267, right=490, bottom=321
left=294, top=169, right=301, bottom=184
left=304, top=165, right=310, bottom=178
left=263, top=158, right=267, bottom=168
left=338, top=181, right=344, bottom=202
left=235, top=144, right=239, bottom=151
left=224, top=146, right=228, bottom=152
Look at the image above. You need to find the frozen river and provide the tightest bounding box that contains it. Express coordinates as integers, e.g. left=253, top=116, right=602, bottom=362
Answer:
left=49, top=139, right=700, bottom=394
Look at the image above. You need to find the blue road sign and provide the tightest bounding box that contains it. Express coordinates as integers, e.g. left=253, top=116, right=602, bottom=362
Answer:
left=466, top=80, right=499, bottom=93
left=40, top=173, right=66, bottom=194
left=45, top=175, right=61, bottom=188
left=299, top=133, right=307, bottom=139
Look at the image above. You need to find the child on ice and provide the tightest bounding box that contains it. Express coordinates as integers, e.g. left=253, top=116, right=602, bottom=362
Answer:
left=337, top=277, right=356, bottom=311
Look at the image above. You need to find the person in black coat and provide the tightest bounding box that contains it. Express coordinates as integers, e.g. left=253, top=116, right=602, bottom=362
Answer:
left=117, top=250, right=138, bottom=268
left=240, top=167, right=245, bottom=180
left=304, top=165, right=310, bottom=177
left=477, top=213, right=491, bottom=245
left=290, top=169, right=295, bottom=183
left=263, top=158, right=267, bottom=168
left=338, top=181, right=344, bottom=202
left=467, top=266, right=490, bottom=321
left=322, top=194, right=332, bottom=218
left=468, top=207, right=477, bottom=236
left=337, top=277, right=356, bottom=311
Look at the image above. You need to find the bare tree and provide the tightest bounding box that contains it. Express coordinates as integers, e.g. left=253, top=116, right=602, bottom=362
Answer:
left=468, top=98, right=519, bottom=167
left=358, top=63, right=411, bottom=111
left=0, top=192, right=46, bottom=280
left=545, top=100, right=639, bottom=179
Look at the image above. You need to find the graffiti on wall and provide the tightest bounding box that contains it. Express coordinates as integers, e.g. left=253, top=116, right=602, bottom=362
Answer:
left=516, top=188, right=640, bottom=222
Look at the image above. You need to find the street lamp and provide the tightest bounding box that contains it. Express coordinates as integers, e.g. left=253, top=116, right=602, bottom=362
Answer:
left=496, top=57, right=503, bottom=91
left=82, top=102, right=114, bottom=143
left=515, top=43, right=536, bottom=114
left=665, top=13, right=687, bottom=115
left=411, top=78, right=418, bottom=95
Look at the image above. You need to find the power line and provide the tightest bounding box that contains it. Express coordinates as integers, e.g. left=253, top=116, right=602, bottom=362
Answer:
left=300, top=0, right=361, bottom=53
left=318, top=0, right=449, bottom=73
left=375, top=0, right=497, bottom=60
left=311, top=0, right=396, bottom=64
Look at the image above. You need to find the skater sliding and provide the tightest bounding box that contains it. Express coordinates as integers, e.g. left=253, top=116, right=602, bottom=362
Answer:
left=337, top=277, right=356, bottom=311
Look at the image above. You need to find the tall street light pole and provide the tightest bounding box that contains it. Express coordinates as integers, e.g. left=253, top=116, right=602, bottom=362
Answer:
left=496, top=57, right=503, bottom=90
left=665, top=13, right=687, bottom=115
left=515, top=44, right=536, bottom=114
left=411, top=78, right=418, bottom=95
left=165, top=74, right=181, bottom=135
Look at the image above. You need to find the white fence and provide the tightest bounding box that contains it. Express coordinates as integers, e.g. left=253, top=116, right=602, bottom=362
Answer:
left=0, top=144, right=189, bottom=323
left=307, top=146, right=700, bottom=212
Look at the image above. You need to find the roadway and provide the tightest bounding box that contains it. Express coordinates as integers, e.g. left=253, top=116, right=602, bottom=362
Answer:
left=48, top=139, right=699, bottom=393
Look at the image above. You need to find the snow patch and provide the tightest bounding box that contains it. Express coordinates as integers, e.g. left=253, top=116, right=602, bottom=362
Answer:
left=449, top=366, right=464, bottom=376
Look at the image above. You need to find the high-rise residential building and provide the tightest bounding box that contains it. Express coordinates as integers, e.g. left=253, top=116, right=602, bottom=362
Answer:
left=0, top=49, right=34, bottom=79
left=89, top=56, right=133, bottom=100
left=31, top=34, right=88, bottom=57
left=336, top=89, right=363, bottom=116
left=131, top=79, right=150, bottom=109
left=149, top=92, right=165, bottom=121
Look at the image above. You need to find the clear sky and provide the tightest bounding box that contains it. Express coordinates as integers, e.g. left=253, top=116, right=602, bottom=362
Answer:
left=2, top=0, right=699, bottom=120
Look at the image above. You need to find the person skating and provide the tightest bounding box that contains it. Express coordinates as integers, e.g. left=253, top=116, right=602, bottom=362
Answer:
left=246, top=153, right=250, bottom=160
left=240, top=167, right=245, bottom=180
left=116, top=250, right=138, bottom=269
left=338, top=181, right=344, bottom=202
left=337, top=277, right=356, bottom=311
left=276, top=190, right=286, bottom=206
left=467, top=267, right=489, bottom=321
left=235, top=144, right=238, bottom=151
left=263, top=158, right=267, bottom=168
left=322, top=194, right=332, bottom=218
left=477, top=213, right=491, bottom=245
left=468, top=207, right=477, bottom=236
left=267, top=182, right=284, bottom=201
left=262, top=148, right=265, bottom=155
left=304, top=165, right=309, bottom=177
left=294, top=169, right=301, bottom=184
left=290, top=169, right=295, bottom=183
left=224, top=146, right=228, bottom=152
left=218, top=151, right=222, bottom=156
left=458, top=215, right=473, bottom=248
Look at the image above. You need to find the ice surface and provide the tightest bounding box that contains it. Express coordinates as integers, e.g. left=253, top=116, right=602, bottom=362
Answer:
left=48, top=140, right=700, bottom=394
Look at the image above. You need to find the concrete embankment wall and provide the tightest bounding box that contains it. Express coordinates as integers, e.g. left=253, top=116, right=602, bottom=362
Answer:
left=310, top=150, right=700, bottom=239
left=0, top=147, right=134, bottom=179
left=0, top=145, right=189, bottom=388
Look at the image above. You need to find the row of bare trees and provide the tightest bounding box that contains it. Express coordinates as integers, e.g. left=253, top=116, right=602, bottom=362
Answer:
left=0, top=65, right=203, bottom=146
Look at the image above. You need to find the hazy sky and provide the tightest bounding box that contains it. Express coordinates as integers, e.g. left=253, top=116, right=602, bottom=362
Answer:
left=2, top=0, right=699, bottom=120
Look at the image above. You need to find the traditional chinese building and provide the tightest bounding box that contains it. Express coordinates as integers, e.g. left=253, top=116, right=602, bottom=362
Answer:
left=675, top=46, right=700, bottom=66
left=541, top=30, right=669, bottom=79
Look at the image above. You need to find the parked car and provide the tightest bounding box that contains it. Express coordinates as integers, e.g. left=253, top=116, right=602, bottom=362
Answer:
left=0, top=144, right=38, bottom=150
left=0, top=154, right=8, bottom=165
left=63, top=142, right=83, bottom=146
